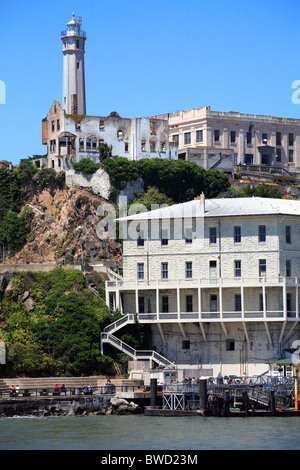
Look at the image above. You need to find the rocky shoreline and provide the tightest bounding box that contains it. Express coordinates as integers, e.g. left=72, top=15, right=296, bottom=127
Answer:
left=0, top=396, right=143, bottom=418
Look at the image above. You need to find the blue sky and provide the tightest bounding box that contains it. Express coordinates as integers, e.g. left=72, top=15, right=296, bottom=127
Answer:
left=1, top=0, right=300, bottom=165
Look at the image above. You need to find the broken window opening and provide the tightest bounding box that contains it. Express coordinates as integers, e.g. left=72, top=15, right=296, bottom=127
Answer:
left=117, top=130, right=124, bottom=139
left=160, top=142, right=166, bottom=152
left=141, top=139, right=146, bottom=151
left=150, top=120, right=157, bottom=135
left=150, top=141, right=156, bottom=152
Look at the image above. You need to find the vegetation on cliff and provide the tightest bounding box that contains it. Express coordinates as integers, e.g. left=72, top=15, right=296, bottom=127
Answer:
left=0, top=268, right=131, bottom=377
left=102, top=156, right=231, bottom=203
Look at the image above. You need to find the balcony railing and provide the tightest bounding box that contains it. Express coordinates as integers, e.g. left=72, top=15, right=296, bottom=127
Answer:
left=137, top=310, right=299, bottom=322
left=106, top=276, right=300, bottom=289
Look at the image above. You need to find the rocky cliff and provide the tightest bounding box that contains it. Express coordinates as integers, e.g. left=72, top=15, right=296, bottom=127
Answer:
left=5, top=186, right=122, bottom=270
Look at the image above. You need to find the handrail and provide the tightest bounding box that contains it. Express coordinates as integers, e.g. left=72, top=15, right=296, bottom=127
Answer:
left=101, top=332, right=172, bottom=366
left=0, top=384, right=144, bottom=399
left=103, top=314, right=135, bottom=333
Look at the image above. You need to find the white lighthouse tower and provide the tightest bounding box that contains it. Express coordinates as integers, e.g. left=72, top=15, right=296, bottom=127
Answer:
left=61, top=13, right=86, bottom=115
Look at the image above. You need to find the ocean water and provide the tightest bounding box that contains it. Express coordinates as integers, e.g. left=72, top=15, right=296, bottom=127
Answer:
left=0, top=414, right=299, bottom=450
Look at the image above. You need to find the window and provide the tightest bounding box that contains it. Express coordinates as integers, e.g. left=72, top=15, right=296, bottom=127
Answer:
left=161, top=229, right=169, bottom=246
left=209, top=260, right=217, bottom=278
left=214, top=130, right=220, bottom=142
left=276, top=132, right=281, bottom=146
left=117, top=130, right=124, bottom=139
left=150, top=120, right=157, bottom=135
left=286, top=225, right=291, bottom=244
left=209, top=227, right=217, bottom=244
left=226, top=339, right=235, bottom=351
left=125, top=142, right=129, bottom=152
left=246, top=131, right=252, bottom=144
left=196, top=130, right=203, bottom=143
left=258, top=225, right=266, bottom=242
left=138, top=296, right=145, bottom=314
left=50, top=140, right=56, bottom=153
left=77, top=61, right=80, bottom=70
left=182, top=340, right=190, bottom=349
left=210, top=294, right=218, bottom=312
left=161, top=262, right=168, bottom=279
left=185, top=228, right=193, bottom=244
left=51, top=121, right=55, bottom=132
left=184, top=132, right=191, bottom=145
left=160, top=142, right=166, bottom=152
left=234, top=226, right=241, bottom=243
left=137, top=263, right=144, bottom=280
left=289, top=133, right=294, bottom=147
left=186, top=295, right=193, bottom=312
left=162, top=296, right=169, bottom=313
left=289, top=149, right=294, bottom=163
left=172, top=134, right=179, bottom=144
left=150, top=141, right=156, bottom=152
left=234, top=260, right=241, bottom=277
left=137, top=229, right=144, bottom=247
left=262, top=133, right=268, bottom=144
left=185, top=261, right=192, bottom=279
left=57, top=119, right=60, bottom=131
left=245, top=154, right=253, bottom=164
left=235, top=294, right=241, bottom=312
left=79, top=138, right=84, bottom=150
left=287, top=293, right=292, bottom=313
left=259, top=293, right=266, bottom=311
left=141, top=139, right=146, bottom=151
left=276, top=148, right=281, bottom=162
left=259, top=259, right=266, bottom=277
left=286, top=259, right=291, bottom=277
left=230, top=131, right=236, bottom=143
left=76, top=39, right=80, bottom=49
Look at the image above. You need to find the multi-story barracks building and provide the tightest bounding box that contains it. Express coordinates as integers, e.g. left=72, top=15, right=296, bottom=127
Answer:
left=104, top=195, right=300, bottom=378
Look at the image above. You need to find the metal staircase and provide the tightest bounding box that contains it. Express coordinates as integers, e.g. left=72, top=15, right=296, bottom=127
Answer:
left=100, top=314, right=173, bottom=367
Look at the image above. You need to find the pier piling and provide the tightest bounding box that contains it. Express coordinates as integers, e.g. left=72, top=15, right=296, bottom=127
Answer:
left=150, top=378, right=157, bottom=407
left=199, top=379, right=207, bottom=415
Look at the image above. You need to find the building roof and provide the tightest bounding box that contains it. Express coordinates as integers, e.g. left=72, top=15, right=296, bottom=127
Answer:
left=268, top=358, right=300, bottom=366
left=118, top=197, right=300, bottom=221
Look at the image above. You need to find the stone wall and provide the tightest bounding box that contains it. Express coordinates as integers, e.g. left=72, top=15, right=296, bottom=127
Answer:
left=65, top=168, right=144, bottom=203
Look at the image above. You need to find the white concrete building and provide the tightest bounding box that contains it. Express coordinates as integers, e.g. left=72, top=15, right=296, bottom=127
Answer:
left=153, top=106, right=300, bottom=178
left=104, top=196, right=300, bottom=378
left=42, top=14, right=177, bottom=171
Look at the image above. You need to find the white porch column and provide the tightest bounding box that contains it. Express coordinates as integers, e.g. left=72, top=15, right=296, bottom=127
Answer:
left=219, top=284, right=223, bottom=319
left=241, top=284, right=244, bottom=319
left=296, top=282, right=299, bottom=318
left=263, top=283, right=266, bottom=319
left=135, top=288, right=139, bottom=315
left=283, top=278, right=287, bottom=320
left=198, top=286, right=202, bottom=320
left=177, top=286, right=180, bottom=321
